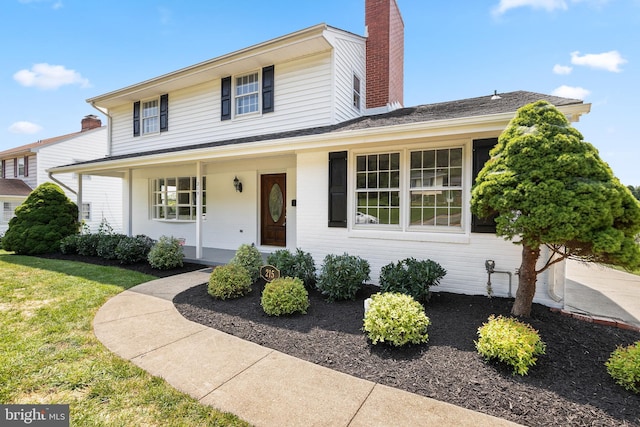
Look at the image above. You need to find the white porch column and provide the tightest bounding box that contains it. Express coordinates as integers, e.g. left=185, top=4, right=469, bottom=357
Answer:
left=77, top=174, right=83, bottom=226
left=196, top=161, right=203, bottom=259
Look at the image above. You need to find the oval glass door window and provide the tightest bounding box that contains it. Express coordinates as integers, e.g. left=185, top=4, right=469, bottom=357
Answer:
left=269, top=183, right=283, bottom=223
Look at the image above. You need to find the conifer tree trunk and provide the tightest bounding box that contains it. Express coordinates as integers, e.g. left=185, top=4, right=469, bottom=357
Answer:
left=511, top=244, right=540, bottom=317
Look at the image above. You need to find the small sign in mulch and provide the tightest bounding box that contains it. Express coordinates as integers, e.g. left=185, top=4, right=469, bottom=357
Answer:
left=260, top=265, right=280, bottom=282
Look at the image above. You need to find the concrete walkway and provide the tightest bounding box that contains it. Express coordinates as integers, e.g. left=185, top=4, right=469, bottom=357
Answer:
left=94, top=269, right=521, bottom=427
left=565, top=260, right=640, bottom=329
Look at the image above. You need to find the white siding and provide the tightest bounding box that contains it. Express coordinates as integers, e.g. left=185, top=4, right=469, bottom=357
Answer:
left=110, top=53, right=335, bottom=157
left=130, top=156, right=297, bottom=252
left=295, top=149, right=562, bottom=308
left=327, top=32, right=367, bottom=123
left=37, top=128, right=123, bottom=233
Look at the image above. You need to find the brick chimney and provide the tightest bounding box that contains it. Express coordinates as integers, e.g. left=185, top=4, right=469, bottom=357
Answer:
left=81, top=114, right=102, bottom=132
left=365, top=0, right=404, bottom=111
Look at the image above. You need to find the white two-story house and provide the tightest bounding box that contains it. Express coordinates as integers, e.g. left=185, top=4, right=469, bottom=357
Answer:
left=50, top=0, right=590, bottom=307
left=0, top=115, right=123, bottom=234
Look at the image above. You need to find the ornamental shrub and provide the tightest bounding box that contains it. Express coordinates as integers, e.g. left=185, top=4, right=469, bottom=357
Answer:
left=208, top=264, right=252, bottom=300
left=363, top=292, right=430, bottom=346
left=606, top=341, right=640, bottom=393
left=476, top=315, right=546, bottom=375
left=115, top=235, right=155, bottom=264
left=261, top=277, right=309, bottom=316
left=147, top=235, right=184, bottom=270
left=316, top=253, right=370, bottom=301
left=96, top=233, right=126, bottom=260
left=60, top=234, right=81, bottom=254
left=230, top=243, right=263, bottom=282
left=379, top=258, right=446, bottom=302
left=76, top=233, right=101, bottom=256
left=266, top=248, right=317, bottom=288
left=2, top=182, right=79, bottom=254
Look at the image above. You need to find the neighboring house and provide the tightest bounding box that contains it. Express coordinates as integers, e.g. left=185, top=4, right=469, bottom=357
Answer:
left=0, top=115, right=123, bottom=234
left=50, top=0, right=591, bottom=307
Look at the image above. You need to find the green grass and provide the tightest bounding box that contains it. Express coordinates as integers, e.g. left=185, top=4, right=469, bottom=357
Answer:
left=0, top=251, right=250, bottom=426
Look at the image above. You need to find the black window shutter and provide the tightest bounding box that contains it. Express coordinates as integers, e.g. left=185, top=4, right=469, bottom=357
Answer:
left=328, top=151, right=348, bottom=228
left=14, top=158, right=17, bottom=177
left=1, top=160, right=5, bottom=178
left=159, top=94, right=169, bottom=132
left=472, top=138, right=499, bottom=233
left=24, top=156, right=28, bottom=177
left=221, top=76, right=232, bottom=121
left=133, top=101, right=141, bottom=137
left=262, top=65, right=274, bottom=114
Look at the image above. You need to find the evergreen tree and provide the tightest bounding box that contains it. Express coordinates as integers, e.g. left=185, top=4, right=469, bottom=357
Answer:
left=2, top=182, right=79, bottom=254
left=471, top=101, right=640, bottom=316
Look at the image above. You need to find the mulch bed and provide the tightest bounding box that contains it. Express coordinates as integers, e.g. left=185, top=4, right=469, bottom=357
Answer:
left=174, top=281, right=640, bottom=427
left=35, top=253, right=640, bottom=426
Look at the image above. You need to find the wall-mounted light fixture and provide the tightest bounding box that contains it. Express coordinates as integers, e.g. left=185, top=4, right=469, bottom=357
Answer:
left=233, top=176, right=243, bottom=193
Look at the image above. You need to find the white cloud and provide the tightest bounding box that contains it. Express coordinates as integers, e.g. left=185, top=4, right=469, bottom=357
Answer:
left=18, top=0, right=63, bottom=8
left=493, top=0, right=568, bottom=16
left=13, top=63, right=90, bottom=90
left=570, top=50, right=627, bottom=72
left=552, top=85, right=590, bottom=99
left=8, top=121, right=43, bottom=135
left=492, top=0, right=610, bottom=15
left=553, top=64, right=573, bottom=75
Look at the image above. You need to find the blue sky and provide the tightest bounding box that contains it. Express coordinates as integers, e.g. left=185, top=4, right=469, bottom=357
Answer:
left=1, top=0, right=638, bottom=185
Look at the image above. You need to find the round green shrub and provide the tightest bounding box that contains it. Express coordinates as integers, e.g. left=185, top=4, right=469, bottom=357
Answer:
left=60, top=234, right=81, bottom=254
left=261, top=277, right=309, bottom=316
left=208, top=264, right=252, bottom=300
left=266, top=248, right=316, bottom=288
left=316, top=253, right=370, bottom=301
left=115, top=235, right=155, bottom=264
left=76, top=233, right=101, bottom=256
left=2, top=182, right=79, bottom=255
left=230, top=243, right=263, bottom=282
left=380, top=257, right=446, bottom=302
left=606, top=341, right=640, bottom=393
left=363, top=292, right=430, bottom=346
left=147, top=235, right=184, bottom=270
left=475, top=315, right=546, bottom=376
left=96, top=234, right=126, bottom=260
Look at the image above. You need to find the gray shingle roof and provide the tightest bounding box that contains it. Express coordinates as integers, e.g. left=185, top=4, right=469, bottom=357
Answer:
left=0, top=179, right=33, bottom=197
left=64, top=91, right=583, bottom=167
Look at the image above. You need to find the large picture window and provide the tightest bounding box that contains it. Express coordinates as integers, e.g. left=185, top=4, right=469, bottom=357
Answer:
left=151, top=176, right=206, bottom=221
left=353, top=147, right=464, bottom=231
left=355, top=153, right=400, bottom=225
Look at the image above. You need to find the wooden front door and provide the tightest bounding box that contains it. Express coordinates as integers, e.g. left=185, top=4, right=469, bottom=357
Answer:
left=261, top=173, right=286, bottom=247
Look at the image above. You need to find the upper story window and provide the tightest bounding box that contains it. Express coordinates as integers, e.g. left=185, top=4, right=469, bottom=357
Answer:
left=151, top=176, right=206, bottom=221
left=221, top=65, right=274, bottom=121
left=17, top=157, right=26, bottom=177
left=133, top=94, right=168, bottom=137
left=235, top=73, right=259, bottom=116
left=353, top=74, right=361, bottom=111
left=142, top=99, right=159, bottom=134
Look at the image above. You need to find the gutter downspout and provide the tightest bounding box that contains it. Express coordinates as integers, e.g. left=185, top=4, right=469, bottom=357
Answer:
left=48, top=172, right=76, bottom=196
left=90, top=102, right=113, bottom=156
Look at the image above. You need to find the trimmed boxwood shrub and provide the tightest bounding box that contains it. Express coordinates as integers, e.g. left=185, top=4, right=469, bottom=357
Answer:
left=115, top=235, right=155, bottom=264
left=266, top=248, right=316, bottom=288
left=379, top=258, right=446, bottom=302
left=606, top=341, right=640, bottom=393
left=208, top=264, right=252, bottom=300
left=476, top=315, right=546, bottom=375
left=147, top=235, right=184, bottom=270
left=2, top=182, right=79, bottom=254
left=96, top=233, right=126, bottom=260
left=230, top=243, right=263, bottom=282
left=363, top=292, right=430, bottom=346
left=316, top=253, right=370, bottom=301
left=261, top=277, right=309, bottom=316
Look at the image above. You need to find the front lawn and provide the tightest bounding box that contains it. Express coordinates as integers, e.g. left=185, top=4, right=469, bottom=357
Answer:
left=0, top=251, right=248, bottom=426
